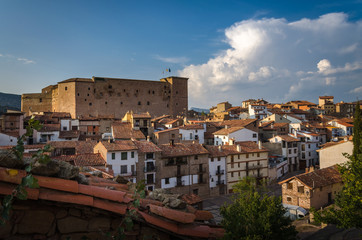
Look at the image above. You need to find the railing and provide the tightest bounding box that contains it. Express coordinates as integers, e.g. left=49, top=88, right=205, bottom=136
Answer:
left=216, top=169, right=225, bottom=175
left=144, top=166, right=156, bottom=172
left=146, top=178, right=155, bottom=184
left=216, top=180, right=225, bottom=185
left=120, top=171, right=136, bottom=176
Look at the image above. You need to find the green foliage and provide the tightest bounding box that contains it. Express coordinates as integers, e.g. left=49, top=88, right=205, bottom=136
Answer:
left=313, top=102, right=362, bottom=229
left=220, top=177, right=297, bottom=240
left=0, top=118, right=51, bottom=225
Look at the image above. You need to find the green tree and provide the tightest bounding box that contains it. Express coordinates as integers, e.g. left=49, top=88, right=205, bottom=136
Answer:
left=220, top=177, right=297, bottom=240
left=314, top=102, right=362, bottom=228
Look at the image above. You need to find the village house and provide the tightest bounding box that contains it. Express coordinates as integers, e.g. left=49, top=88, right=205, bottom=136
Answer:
left=269, top=134, right=300, bottom=172
left=279, top=166, right=343, bottom=210
left=94, top=140, right=138, bottom=182
left=179, top=124, right=206, bottom=144
left=157, top=142, right=210, bottom=197
left=258, top=122, right=289, bottom=142
left=260, top=113, right=291, bottom=124
left=153, top=128, right=180, bottom=145
left=248, top=104, right=268, bottom=119
left=122, top=111, right=153, bottom=138
left=213, top=126, right=258, bottom=146
left=297, top=131, right=321, bottom=169
left=222, top=141, right=269, bottom=193
left=317, top=138, right=353, bottom=169
left=0, top=132, right=17, bottom=146
left=0, top=110, right=25, bottom=138
left=204, top=145, right=227, bottom=196
left=327, top=119, right=353, bottom=136
left=133, top=140, right=162, bottom=191
left=268, top=155, right=288, bottom=181
left=111, top=122, right=146, bottom=141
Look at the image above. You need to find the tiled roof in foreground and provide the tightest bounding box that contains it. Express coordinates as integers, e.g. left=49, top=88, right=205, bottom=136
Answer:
left=0, top=167, right=224, bottom=239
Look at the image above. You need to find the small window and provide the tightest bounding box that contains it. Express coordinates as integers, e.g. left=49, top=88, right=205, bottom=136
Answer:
left=147, top=101, right=150, bottom=105
left=87, top=93, right=89, bottom=96
left=85, top=99, right=87, bottom=101
left=131, top=152, right=134, bottom=158
left=120, top=102, right=123, bottom=105
left=287, top=197, right=292, bottom=202
left=211, top=157, right=214, bottom=162
left=231, top=172, right=234, bottom=177
left=105, top=101, right=107, bottom=105
left=112, top=153, right=115, bottom=160
left=287, top=183, right=293, bottom=189
left=88, top=87, right=90, bottom=90
left=152, top=90, right=155, bottom=94
left=257, top=153, right=260, bottom=157
left=246, top=154, right=249, bottom=158
left=253, top=133, right=257, bottom=138
left=138, top=101, right=141, bottom=105
left=89, top=103, right=92, bottom=106
left=108, top=85, right=112, bottom=89
left=298, top=186, right=304, bottom=193
left=39, top=98, right=42, bottom=103
left=121, top=165, right=127, bottom=174
left=65, top=87, right=68, bottom=91
left=63, top=127, right=67, bottom=131
left=218, top=157, right=220, bottom=161
left=165, top=178, right=170, bottom=184
left=195, top=155, right=198, bottom=160
left=121, top=152, right=127, bottom=160
left=77, top=93, right=79, bottom=96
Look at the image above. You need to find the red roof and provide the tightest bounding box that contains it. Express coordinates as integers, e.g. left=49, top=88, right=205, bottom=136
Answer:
left=159, top=143, right=209, bottom=157
left=53, top=153, right=106, bottom=166
left=0, top=167, right=224, bottom=238
left=179, top=124, right=204, bottom=130
left=112, top=122, right=146, bottom=140
left=98, top=140, right=138, bottom=151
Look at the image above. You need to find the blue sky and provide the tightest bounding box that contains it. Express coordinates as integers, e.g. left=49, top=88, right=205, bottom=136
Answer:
left=1, top=0, right=361, bottom=108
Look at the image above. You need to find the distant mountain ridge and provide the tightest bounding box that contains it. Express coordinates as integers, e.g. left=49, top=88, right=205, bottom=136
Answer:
left=0, top=92, right=21, bottom=112
left=190, top=107, right=210, bottom=114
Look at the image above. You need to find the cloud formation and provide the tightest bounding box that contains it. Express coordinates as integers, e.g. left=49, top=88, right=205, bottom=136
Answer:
left=179, top=13, right=362, bottom=107
left=0, top=54, right=35, bottom=64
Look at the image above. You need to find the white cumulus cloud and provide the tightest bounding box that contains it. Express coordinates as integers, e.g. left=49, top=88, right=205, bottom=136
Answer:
left=178, top=13, right=362, bottom=107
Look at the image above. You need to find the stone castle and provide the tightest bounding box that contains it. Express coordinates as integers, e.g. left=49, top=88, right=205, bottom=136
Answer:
left=21, top=76, right=188, bottom=118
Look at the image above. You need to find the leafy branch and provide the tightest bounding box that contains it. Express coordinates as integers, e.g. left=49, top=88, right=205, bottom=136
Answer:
left=0, top=117, right=51, bottom=225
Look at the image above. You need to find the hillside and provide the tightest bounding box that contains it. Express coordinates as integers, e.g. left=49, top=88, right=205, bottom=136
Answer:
left=0, top=92, right=21, bottom=112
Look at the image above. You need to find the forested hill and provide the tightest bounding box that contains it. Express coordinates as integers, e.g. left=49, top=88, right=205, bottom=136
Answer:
left=0, top=92, right=21, bottom=112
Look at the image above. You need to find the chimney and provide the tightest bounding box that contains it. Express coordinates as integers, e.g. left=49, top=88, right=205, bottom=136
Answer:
left=258, top=141, right=262, bottom=149
left=218, top=145, right=222, bottom=152
left=147, top=136, right=150, bottom=142
left=236, top=144, right=241, bottom=152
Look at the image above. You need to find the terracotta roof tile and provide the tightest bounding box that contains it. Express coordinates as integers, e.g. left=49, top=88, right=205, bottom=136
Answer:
left=274, top=135, right=300, bottom=142
left=194, top=210, right=214, bottom=221
left=279, top=165, right=342, bottom=189
left=132, top=112, right=151, bottom=119
left=154, top=128, right=179, bottom=134
left=49, top=140, right=98, bottom=154
left=213, top=126, right=245, bottom=135
left=147, top=204, right=196, bottom=224
left=112, top=122, right=146, bottom=140
left=98, top=140, right=138, bottom=151
left=39, top=124, right=60, bottom=132
left=53, top=153, right=106, bottom=166
left=59, top=130, right=80, bottom=139
left=133, top=140, right=162, bottom=152
left=179, top=124, right=204, bottom=130
left=159, top=143, right=209, bottom=157
left=181, top=193, right=202, bottom=205
left=204, top=145, right=228, bottom=157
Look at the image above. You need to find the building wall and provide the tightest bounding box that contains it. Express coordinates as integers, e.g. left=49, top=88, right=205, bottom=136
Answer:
left=208, top=156, right=227, bottom=196
left=179, top=128, right=205, bottom=144
left=0, top=133, right=17, bottom=146
left=22, top=77, right=188, bottom=119
left=226, top=152, right=269, bottom=193
left=319, top=141, right=353, bottom=169
left=153, top=129, right=180, bottom=145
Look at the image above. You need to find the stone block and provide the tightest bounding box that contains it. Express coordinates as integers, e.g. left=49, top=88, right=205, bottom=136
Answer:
left=57, top=216, right=88, bottom=233
left=88, top=217, right=111, bottom=231
left=17, top=210, right=54, bottom=234
left=56, top=209, right=68, bottom=219
left=68, top=208, right=82, bottom=217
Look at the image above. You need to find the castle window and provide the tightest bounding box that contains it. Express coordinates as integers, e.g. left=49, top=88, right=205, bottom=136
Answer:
left=87, top=94, right=89, bottom=96
left=138, top=101, right=141, bottom=105
left=168, top=90, right=171, bottom=93
left=147, top=101, right=150, bottom=105
left=136, top=90, right=139, bottom=93
left=108, top=85, right=112, bottom=89
left=39, top=98, right=42, bottom=103
left=88, top=87, right=90, bottom=90
left=105, top=101, right=108, bottom=105
left=123, top=89, right=126, bottom=92
left=94, top=89, right=96, bottom=93
left=166, top=104, right=169, bottom=108
left=176, top=91, right=178, bottom=94
left=77, top=93, right=79, bottom=96
left=84, top=99, right=87, bottom=101
left=65, top=87, right=67, bottom=91
left=120, top=102, right=123, bottom=105
left=152, top=90, right=155, bottom=94
left=176, top=103, right=178, bottom=106
left=89, top=103, right=92, bottom=106
left=100, top=92, right=103, bottom=96
left=148, top=90, right=151, bottom=94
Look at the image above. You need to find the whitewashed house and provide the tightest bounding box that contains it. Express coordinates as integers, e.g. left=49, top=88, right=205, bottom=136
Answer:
left=205, top=145, right=227, bottom=196
left=269, top=135, right=300, bottom=172
left=94, top=140, right=138, bottom=182
left=214, top=126, right=258, bottom=146
left=0, top=132, right=17, bottom=146
left=248, top=104, right=268, bottom=119
left=179, top=124, right=205, bottom=144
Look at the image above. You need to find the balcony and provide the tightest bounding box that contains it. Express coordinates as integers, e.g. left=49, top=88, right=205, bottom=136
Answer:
left=216, top=180, right=225, bottom=185
left=120, top=171, right=137, bottom=177
left=216, top=169, right=225, bottom=175
left=146, top=178, right=155, bottom=184
left=144, top=165, right=157, bottom=172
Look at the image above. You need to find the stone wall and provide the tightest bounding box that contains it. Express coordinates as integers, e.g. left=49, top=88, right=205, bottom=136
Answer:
left=0, top=199, right=172, bottom=240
